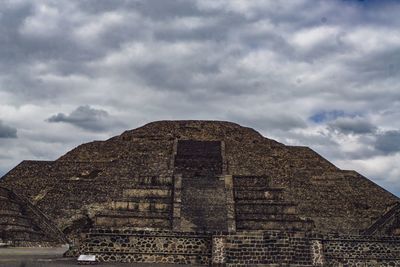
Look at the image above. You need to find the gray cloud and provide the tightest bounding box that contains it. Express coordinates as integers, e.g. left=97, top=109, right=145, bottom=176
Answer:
left=1, top=0, right=400, bottom=195
left=232, top=113, right=307, bottom=132
left=328, top=117, right=377, bottom=135
left=47, top=105, right=122, bottom=131
left=0, top=121, right=17, bottom=138
left=374, top=130, right=400, bottom=154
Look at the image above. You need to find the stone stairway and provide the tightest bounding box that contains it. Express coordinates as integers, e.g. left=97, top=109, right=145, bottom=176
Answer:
left=362, top=202, right=400, bottom=236
left=233, top=176, right=314, bottom=231
left=174, top=140, right=223, bottom=178
left=94, top=177, right=173, bottom=230
left=173, top=140, right=228, bottom=232
left=0, top=187, right=66, bottom=245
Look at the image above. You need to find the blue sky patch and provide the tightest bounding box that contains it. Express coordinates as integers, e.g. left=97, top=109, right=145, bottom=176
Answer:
left=309, top=110, right=346, bottom=123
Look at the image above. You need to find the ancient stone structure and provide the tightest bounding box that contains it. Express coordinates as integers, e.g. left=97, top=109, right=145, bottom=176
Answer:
left=0, top=186, right=67, bottom=246
left=1, top=120, right=400, bottom=265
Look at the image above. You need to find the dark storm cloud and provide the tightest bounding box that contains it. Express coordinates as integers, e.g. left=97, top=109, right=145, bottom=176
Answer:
left=0, top=121, right=17, bottom=138
left=47, top=105, right=122, bottom=131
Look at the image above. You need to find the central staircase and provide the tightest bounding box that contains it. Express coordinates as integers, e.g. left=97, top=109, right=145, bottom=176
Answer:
left=76, top=139, right=315, bottom=265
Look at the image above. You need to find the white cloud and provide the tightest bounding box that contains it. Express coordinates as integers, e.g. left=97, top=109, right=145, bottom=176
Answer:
left=19, top=3, right=61, bottom=37
left=291, top=26, right=341, bottom=50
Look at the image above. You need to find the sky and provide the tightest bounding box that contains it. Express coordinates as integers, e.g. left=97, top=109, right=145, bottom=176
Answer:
left=1, top=0, right=400, bottom=196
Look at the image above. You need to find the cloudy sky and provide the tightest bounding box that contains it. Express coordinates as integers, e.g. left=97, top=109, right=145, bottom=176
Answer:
left=1, top=0, right=400, bottom=196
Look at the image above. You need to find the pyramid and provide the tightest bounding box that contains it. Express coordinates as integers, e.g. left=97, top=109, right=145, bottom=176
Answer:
left=1, top=120, right=399, bottom=265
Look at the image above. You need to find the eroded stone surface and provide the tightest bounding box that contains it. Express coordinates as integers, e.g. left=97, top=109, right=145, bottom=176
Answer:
left=1, top=120, right=400, bottom=266
left=1, top=120, right=397, bottom=235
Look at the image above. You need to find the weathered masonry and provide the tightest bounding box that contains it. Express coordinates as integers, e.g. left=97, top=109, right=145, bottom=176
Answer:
left=1, top=120, right=400, bottom=266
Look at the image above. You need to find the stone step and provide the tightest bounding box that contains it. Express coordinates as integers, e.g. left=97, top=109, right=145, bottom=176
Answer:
left=0, top=188, right=10, bottom=198
left=234, top=189, right=284, bottom=200
left=233, top=176, right=270, bottom=187
left=236, top=219, right=313, bottom=231
left=236, top=213, right=300, bottom=221
left=174, top=161, right=222, bottom=168
left=176, top=146, right=221, bottom=155
left=122, top=185, right=172, bottom=190
left=234, top=186, right=284, bottom=191
left=112, top=200, right=171, bottom=213
left=175, top=162, right=222, bottom=170
left=0, top=210, right=24, bottom=216
left=0, top=200, right=21, bottom=211
left=97, top=210, right=170, bottom=218
left=117, top=196, right=172, bottom=203
left=86, top=228, right=210, bottom=237
left=236, top=204, right=297, bottom=215
left=0, top=214, right=31, bottom=226
left=178, top=171, right=222, bottom=178
left=95, top=215, right=171, bottom=228
left=127, top=176, right=173, bottom=186
left=122, top=187, right=172, bottom=198
left=235, top=200, right=298, bottom=206
left=176, top=140, right=221, bottom=156
left=0, top=223, right=37, bottom=232
left=181, top=177, right=224, bottom=187
left=174, top=158, right=222, bottom=165
left=175, top=154, right=221, bottom=159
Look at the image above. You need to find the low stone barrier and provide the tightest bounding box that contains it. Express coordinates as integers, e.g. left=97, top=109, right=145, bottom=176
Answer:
left=72, top=229, right=400, bottom=266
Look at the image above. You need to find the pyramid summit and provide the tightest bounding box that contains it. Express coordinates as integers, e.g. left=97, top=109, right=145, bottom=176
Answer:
left=1, top=120, right=400, bottom=265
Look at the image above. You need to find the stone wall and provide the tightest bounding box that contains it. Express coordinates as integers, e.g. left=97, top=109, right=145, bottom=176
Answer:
left=76, top=228, right=211, bottom=265
left=222, top=231, right=313, bottom=266
left=74, top=229, right=400, bottom=266
left=321, top=235, right=400, bottom=266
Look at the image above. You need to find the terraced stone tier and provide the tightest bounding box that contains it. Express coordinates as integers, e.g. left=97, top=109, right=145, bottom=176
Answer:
left=112, top=199, right=171, bottom=213
left=1, top=120, right=398, bottom=236
left=122, top=187, right=172, bottom=198
left=0, top=187, right=66, bottom=245
left=233, top=175, right=314, bottom=231
left=236, top=202, right=297, bottom=215
left=236, top=219, right=314, bottom=231
left=234, top=187, right=284, bottom=200
left=95, top=212, right=171, bottom=228
left=94, top=183, right=174, bottom=230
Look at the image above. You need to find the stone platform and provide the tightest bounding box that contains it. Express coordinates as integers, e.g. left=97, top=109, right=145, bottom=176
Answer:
left=71, top=228, right=400, bottom=266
